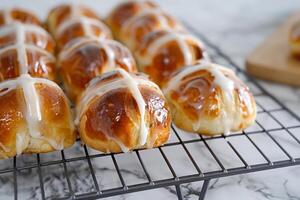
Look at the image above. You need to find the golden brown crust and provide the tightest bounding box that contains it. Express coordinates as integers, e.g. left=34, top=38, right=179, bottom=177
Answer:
left=0, top=77, right=76, bottom=158
left=0, top=24, right=56, bottom=54
left=106, top=1, right=159, bottom=39
left=77, top=70, right=171, bottom=153
left=163, top=63, right=256, bottom=135
left=23, top=83, right=76, bottom=153
left=59, top=38, right=137, bottom=101
left=25, top=30, right=55, bottom=54
left=55, top=19, right=112, bottom=50
left=0, top=88, right=28, bottom=158
left=119, top=10, right=183, bottom=50
left=0, top=8, right=42, bottom=27
left=47, top=4, right=100, bottom=36
left=135, top=30, right=208, bottom=86
left=0, top=46, right=56, bottom=81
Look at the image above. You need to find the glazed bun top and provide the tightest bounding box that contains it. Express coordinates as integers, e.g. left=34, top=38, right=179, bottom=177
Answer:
left=0, top=43, right=56, bottom=81
left=0, top=23, right=55, bottom=54
left=47, top=4, right=101, bottom=35
left=119, top=8, right=183, bottom=50
left=0, top=8, right=42, bottom=27
left=135, top=30, right=209, bottom=86
left=163, top=62, right=256, bottom=133
left=48, top=4, right=112, bottom=49
left=106, top=1, right=159, bottom=38
left=59, top=37, right=137, bottom=100
left=54, top=17, right=112, bottom=49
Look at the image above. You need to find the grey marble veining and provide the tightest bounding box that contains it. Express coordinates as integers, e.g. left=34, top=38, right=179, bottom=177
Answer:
left=0, top=0, right=300, bottom=199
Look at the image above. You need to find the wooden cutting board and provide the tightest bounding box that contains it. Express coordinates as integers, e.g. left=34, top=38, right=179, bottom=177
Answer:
left=246, top=12, right=300, bottom=86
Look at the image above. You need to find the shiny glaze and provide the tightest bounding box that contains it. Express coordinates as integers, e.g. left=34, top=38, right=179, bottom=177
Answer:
left=136, top=30, right=208, bottom=86
left=0, top=23, right=55, bottom=53
left=120, top=8, right=182, bottom=50
left=0, top=45, right=56, bottom=81
left=0, top=8, right=41, bottom=27
left=77, top=70, right=171, bottom=152
left=47, top=4, right=100, bottom=35
left=107, top=1, right=158, bottom=38
left=55, top=17, right=112, bottom=49
left=59, top=38, right=137, bottom=100
left=163, top=63, right=256, bottom=133
left=170, top=70, right=220, bottom=120
left=30, top=83, right=75, bottom=151
left=0, top=75, right=75, bottom=158
left=0, top=88, right=27, bottom=158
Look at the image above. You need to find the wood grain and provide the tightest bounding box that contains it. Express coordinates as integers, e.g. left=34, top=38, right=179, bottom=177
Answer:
left=246, top=12, right=300, bottom=86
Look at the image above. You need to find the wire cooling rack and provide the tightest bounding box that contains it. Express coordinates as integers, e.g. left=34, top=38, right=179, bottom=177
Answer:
left=1, top=25, right=300, bottom=200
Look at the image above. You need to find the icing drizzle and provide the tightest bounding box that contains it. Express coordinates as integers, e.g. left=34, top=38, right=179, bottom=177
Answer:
left=117, top=69, right=148, bottom=145
left=164, top=62, right=235, bottom=100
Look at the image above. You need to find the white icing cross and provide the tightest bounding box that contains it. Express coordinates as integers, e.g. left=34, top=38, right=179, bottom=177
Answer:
left=140, top=31, right=205, bottom=66
left=56, top=17, right=110, bottom=40
left=121, top=8, right=171, bottom=35
left=0, top=23, right=51, bottom=39
left=55, top=4, right=109, bottom=41
left=59, top=38, right=124, bottom=73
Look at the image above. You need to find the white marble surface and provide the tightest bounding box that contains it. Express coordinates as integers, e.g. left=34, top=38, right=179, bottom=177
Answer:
left=0, top=0, right=300, bottom=199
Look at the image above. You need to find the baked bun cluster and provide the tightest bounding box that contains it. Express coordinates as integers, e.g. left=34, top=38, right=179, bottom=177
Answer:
left=0, top=1, right=258, bottom=158
left=58, top=38, right=137, bottom=101
left=107, top=1, right=209, bottom=87
left=108, top=1, right=256, bottom=136
left=0, top=8, right=75, bottom=158
left=47, top=3, right=171, bottom=153
left=48, top=4, right=138, bottom=101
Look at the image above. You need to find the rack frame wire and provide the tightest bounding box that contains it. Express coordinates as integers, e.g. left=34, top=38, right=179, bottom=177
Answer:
left=1, top=24, right=300, bottom=200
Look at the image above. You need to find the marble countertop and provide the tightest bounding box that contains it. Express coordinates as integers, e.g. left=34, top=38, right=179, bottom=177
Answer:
left=1, top=0, right=300, bottom=199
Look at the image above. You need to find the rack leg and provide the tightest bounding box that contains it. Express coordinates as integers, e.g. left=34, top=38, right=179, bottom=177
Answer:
left=13, top=157, right=17, bottom=200
left=199, top=180, right=210, bottom=200
left=175, top=184, right=183, bottom=200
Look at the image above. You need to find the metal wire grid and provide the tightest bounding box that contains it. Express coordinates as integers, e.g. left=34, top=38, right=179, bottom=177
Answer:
left=0, top=27, right=300, bottom=200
